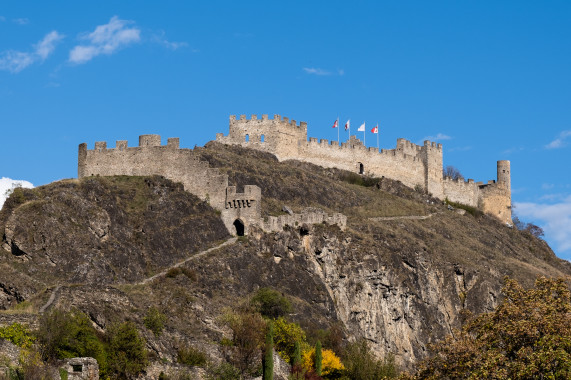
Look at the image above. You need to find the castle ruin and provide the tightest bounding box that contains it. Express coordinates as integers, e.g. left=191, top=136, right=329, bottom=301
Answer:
left=216, top=114, right=512, bottom=224
left=78, top=113, right=511, bottom=235
left=78, top=134, right=347, bottom=236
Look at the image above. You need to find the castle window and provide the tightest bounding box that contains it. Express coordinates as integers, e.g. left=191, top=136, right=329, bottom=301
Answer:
left=359, top=162, right=364, bottom=175
left=233, top=219, right=245, bottom=236
left=245, top=134, right=249, bottom=142
left=261, top=134, right=265, bottom=143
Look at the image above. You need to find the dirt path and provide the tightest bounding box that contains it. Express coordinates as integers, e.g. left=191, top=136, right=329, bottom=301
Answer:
left=39, top=285, right=61, bottom=313
left=369, top=213, right=437, bottom=222
left=139, top=237, right=238, bottom=285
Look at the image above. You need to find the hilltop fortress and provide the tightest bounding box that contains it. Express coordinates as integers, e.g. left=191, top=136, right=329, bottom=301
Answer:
left=78, top=113, right=511, bottom=235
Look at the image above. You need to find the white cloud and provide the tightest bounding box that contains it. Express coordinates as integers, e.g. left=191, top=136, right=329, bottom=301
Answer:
left=515, top=195, right=571, bottom=255
left=545, top=130, right=571, bottom=149
left=423, top=133, right=451, bottom=142
left=0, top=177, right=34, bottom=209
left=69, top=16, right=140, bottom=64
left=0, top=31, right=63, bottom=73
left=151, top=31, right=188, bottom=50
left=13, top=18, right=29, bottom=25
left=303, top=67, right=344, bottom=76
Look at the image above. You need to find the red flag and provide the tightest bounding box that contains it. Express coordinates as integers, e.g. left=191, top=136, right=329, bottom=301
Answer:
left=371, top=125, right=378, bottom=133
left=332, top=119, right=338, bottom=128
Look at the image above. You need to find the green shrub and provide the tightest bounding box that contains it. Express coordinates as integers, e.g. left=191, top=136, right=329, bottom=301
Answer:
left=37, top=309, right=107, bottom=375
left=106, top=321, right=148, bottom=379
left=0, top=322, right=35, bottom=348
left=166, top=268, right=182, bottom=278
left=340, top=173, right=379, bottom=187
left=445, top=199, right=483, bottom=218
left=177, top=345, right=207, bottom=367
left=273, top=317, right=307, bottom=364
left=251, top=288, right=292, bottom=319
left=342, top=339, right=398, bottom=379
left=263, top=322, right=274, bottom=380
left=205, top=362, right=241, bottom=380
left=144, top=307, right=167, bottom=336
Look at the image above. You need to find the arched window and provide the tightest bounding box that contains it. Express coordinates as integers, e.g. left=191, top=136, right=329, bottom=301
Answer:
left=261, top=134, right=265, bottom=143
left=245, top=134, right=250, bottom=142
left=359, top=162, right=364, bottom=174
left=233, top=219, right=245, bottom=236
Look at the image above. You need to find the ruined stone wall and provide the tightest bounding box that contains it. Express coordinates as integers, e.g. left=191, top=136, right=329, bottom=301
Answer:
left=78, top=135, right=228, bottom=209
left=263, top=209, right=347, bottom=233
left=442, top=178, right=480, bottom=207
left=479, top=183, right=512, bottom=224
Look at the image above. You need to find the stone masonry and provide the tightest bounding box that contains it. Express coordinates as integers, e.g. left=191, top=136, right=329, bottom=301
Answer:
left=216, top=114, right=512, bottom=224
left=78, top=135, right=346, bottom=235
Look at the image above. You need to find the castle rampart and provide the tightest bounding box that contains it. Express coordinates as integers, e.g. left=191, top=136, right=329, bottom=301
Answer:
left=217, top=114, right=512, bottom=224
left=78, top=134, right=346, bottom=235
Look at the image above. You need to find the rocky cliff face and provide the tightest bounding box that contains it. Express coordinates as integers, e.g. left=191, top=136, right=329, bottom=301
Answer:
left=0, top=143, right=569, bottom=375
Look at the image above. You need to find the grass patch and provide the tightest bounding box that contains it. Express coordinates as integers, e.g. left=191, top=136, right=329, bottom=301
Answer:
left=445, top=199, right=483, bottom=218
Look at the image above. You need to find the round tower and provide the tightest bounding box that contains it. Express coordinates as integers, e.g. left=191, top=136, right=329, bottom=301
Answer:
left=497, top=160, right=511, bottom=191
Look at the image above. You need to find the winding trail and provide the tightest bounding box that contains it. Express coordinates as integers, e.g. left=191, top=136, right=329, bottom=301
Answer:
left=39, top=285, right=61, bottom=313
left=139, top=237, right=238, bottom=285
left=369, top=213, right=437, bottom=222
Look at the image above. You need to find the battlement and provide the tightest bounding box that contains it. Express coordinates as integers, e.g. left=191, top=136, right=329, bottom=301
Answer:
left=88, top=135, right=181, bottom=152
left=229, top=114, right=308, bottom=129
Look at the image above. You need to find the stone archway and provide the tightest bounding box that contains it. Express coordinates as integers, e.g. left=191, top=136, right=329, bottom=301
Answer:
left=233, top=219, right=245, bottom=236
left=359, top=162, right=364, bottom=174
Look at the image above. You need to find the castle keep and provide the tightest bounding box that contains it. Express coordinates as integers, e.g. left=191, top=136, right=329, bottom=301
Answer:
left=215, top=114, right=512, bottom=224
left=78, top=113, right=511, bottom=234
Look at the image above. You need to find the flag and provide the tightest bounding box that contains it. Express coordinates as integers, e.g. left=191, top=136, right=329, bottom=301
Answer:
left=332, top=119, right=338, bottom=128
left=358, top=122, right=365, bottom=132
left=345, top=120, right=350, bottom=130
left=371, top=125, right=378, bottom=133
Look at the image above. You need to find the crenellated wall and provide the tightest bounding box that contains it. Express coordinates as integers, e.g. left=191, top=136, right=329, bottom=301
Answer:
left=217, top=114, right=512, bottom=224
left=78, top=134, right=347, bottom=235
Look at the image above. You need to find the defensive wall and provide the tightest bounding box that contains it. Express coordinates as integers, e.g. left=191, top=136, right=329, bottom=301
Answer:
left=78, top=135, right=346, bottom=235
left=216, top=114, right=512, bottom=224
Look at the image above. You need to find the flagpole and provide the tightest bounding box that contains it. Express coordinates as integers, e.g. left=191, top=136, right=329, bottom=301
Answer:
left=363, top=121, right=366, bottom=146
left=337, top=116, right=339, bottom=145
left=377, top=123, right=379, bottom=152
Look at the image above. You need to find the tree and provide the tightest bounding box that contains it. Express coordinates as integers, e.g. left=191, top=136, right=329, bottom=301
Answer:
left=263, top=322, right=274, bottom=380
left=342, top=339, right=397, bottom=380
left=301, top=345, right=344, bottom=378
left=314, top=341, right=323, bottom=376
left=143, top=306, right=167, bottom=336
left=222, top=310, right=266, bottom=377
left=251, top=288, right=292, bottom=319
left=443, top=165, right=463, bottom=180
left=107, top=321, right=148, bottom=379
left=415, top=276, right=571, bottom=379
left=273, top=317, right=307, bottom=364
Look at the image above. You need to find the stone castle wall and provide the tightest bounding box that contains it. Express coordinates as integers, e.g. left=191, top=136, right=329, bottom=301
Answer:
left=78, top=135, right=346, bottom=235
left=217, top=114, right=512, bottom=224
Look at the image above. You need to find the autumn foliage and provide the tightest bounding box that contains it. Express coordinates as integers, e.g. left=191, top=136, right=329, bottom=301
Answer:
left=414, top=276, right=571, bottom=379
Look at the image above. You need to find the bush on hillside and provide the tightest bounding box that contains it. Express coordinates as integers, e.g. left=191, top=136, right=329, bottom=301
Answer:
left=251, top=288, right=292, bottom=319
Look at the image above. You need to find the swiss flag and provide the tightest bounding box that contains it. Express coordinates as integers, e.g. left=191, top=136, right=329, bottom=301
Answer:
left=332, top=119, right=338, bottom=128
left=371, top=125, right=378, bottom=133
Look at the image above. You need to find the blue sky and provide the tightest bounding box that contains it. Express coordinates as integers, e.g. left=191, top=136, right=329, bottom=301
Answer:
left=1, top=1, right=570, bottom=259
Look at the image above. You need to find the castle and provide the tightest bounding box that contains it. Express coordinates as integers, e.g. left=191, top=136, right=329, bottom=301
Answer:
left=78, top=113, right=511, bottom=235
left=216, top=114, right=511, bottom=224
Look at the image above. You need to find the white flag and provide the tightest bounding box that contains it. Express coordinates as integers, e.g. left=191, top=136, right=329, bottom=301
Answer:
left=344, top=120, right=350, bottom=130
left=357, top=122, right=365, bottom=132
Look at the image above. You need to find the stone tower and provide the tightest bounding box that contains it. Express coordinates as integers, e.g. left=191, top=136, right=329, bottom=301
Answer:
left=497, top=160, right=511, bottom=192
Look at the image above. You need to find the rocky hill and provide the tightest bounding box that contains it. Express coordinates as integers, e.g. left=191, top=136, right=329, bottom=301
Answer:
left=1, top=142, right=570, bottom=377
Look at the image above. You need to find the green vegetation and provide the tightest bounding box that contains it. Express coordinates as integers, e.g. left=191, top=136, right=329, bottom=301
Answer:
left=342, top=339, right=397, bottom=380
left=262, top=322, right=274, bottom=380
left=0, top=322, right=35, bottom=349
left=107, top=321, right=148, bottom=379
left=37, top=309, right=106, bottom=375
left=143, top=306, right=167, bottom=336
left=413, top=277, right=571, bottom=379
left=177, top=345, right=207, bottom=367
left=314, top=340, right=322, bottom=376
left=273, top=317, right=307, bottom=364
left=251, top=288, right=292, bottom=319
left=340, top=173, right=380, bottom=187
left=445, top=198, right=483, bottom=217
